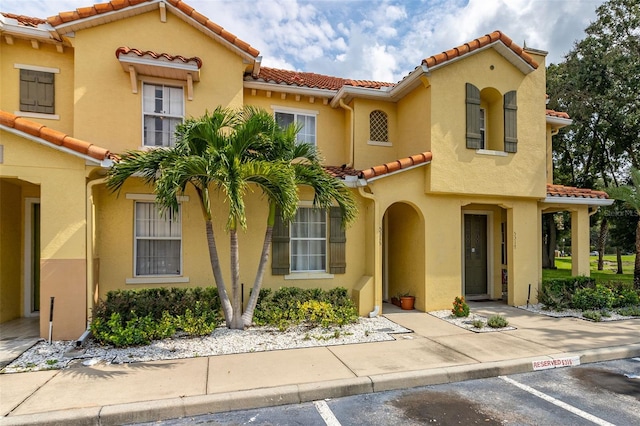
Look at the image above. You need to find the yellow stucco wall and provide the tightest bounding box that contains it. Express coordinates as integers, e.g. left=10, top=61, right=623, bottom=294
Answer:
left=243, top=91, right=348, bottom=167
left=71, top=10, right=246, bottom=154
left=0, top=130, right=94, bottom=338
left=0, top=179, right=22, bottom=322
left=428, top=49, right=547, bottom=198
left=0, top=37, right=75, bottom=135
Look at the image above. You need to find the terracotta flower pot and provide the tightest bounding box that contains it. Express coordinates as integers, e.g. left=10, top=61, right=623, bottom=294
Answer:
left=400, top=296, right=415, bottom=310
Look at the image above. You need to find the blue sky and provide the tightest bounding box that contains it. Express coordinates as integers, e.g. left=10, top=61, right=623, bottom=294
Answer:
left=2, top=0, right=606, bottom=82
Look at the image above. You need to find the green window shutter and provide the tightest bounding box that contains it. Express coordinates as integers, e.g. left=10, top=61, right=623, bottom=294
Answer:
left=20, top=69, right=54, bottom=114
left=465, top=83, right=482, bottom=149
left=504, top=90, right=517, bottom=153
left=271, top=208, right=290, bottom=275
left=328, top=207, right=346, bottom=274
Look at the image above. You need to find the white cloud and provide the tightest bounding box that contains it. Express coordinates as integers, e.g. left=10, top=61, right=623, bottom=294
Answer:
left=1, top=0, right=606, bottom=80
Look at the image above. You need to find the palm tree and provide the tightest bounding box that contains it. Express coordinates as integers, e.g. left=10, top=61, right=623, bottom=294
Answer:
left=106, top=106, right=357, bottom=329
left=606, top=168, right=640, bottom=289
left=240, top=111, right=357, bottom=326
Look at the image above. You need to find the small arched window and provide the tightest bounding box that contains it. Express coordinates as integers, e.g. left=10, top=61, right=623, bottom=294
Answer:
left=369, top=110, right=388, bottom=142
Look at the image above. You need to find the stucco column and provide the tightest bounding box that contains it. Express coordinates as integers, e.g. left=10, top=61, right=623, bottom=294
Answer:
left=39, top=174, right=87, bottom=340
left=571, top=208, right=590, bottom=277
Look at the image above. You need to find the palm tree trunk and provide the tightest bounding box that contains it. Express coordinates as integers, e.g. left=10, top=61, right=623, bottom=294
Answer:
left=205, top=220, right=233, bottom=327
left=242, top=224, right=274, bottom=326
left=230, top=228, right=244, bottom=329
left=616, top=246, right=623, bottom=274
left=597, top=217, right=608, bottom=270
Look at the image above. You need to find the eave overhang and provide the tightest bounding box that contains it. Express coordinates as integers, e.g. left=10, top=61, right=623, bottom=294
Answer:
left=542, top=196, right=614, bottom=207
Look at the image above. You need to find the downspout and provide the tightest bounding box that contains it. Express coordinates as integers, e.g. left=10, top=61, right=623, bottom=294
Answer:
left=339, top=99, right=355, bottom=168
left=85, top=177, right=106, bottom=333
left=358, top=185, right=381, bottom=317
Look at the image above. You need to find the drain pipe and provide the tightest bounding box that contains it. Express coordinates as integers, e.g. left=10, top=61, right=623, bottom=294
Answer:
left=359, top=185, right=381, bottom=317
left=339, top=99, right=355, bottom=168
left=85, top=177, right=106, bottom=334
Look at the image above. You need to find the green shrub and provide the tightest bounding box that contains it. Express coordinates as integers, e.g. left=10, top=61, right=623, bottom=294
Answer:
left=487, top=315, right=509, bottom=328
left=582, top=310, right=602, bottom=322
left=604, top=282, right=640, bottom=308
left=472, top=319, right=484, bottom=329
left=451, top=296, right=470, bottom=317
left=617, top=306, right=640, bottom=316
left=539, top=277, right=596, bottom=310
left=253, top=287, right=358, bottom=329
left=572, top=284, right=615, bottom=310
left=90, top=287, right=223, bottom=347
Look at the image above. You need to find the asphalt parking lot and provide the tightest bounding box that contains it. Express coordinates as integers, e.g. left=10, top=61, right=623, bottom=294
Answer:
left=142, top=358, right=640, bottom=425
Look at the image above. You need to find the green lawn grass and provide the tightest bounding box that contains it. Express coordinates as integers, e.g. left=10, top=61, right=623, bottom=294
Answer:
left=543, top=255, right=635, bottom=283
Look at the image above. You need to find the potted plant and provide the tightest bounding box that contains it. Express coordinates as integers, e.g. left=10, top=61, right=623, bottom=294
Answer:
left=399, top=292, right=415, bottom=310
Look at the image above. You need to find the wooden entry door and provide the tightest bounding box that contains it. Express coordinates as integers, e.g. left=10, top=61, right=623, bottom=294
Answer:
left=464, top=214, right=487, bottom=296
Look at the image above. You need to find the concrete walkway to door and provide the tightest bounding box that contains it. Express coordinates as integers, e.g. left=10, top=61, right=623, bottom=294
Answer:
left=0, top=317, right=40, bottom=368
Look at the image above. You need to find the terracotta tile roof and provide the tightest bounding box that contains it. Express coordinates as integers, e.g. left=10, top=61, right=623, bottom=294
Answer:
left=0, top=110, right=114, bottom=162
left=1, top=12, right=47, bottom=27
left=324, top=165, right=360, bottom=179
left=546, top=109, right=570, bottom=119
left=422, top=31, right=538, bottom=70
left=45, top=0, right=259, bottom=57
left=253, top=67, right=394, bottom=90
left=359, top=152, right=433, bottom=180
left=116, top=46, right=202, bottom=68
left=547, top=184, right=609, bottom=200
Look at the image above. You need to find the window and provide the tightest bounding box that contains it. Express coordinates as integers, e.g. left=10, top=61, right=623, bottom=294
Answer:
left=291, top=208, right=327, bottom=272
left=271, top=206, right=346, bottom=275
left=20, top=69, right=54, bottom=114
left=134, top=202, right=182, bottom=276
left=479, top=108, right=486, bottom=149
left=143, top=83, right=183, bottom=147
left=465, top=83, right=518, bottom=152
left=275, top=110, right=316, bottom=146
left=369, top=110, right=388, bottom=142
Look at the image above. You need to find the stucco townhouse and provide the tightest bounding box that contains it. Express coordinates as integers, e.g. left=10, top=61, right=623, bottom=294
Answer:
left=0, top=0, right=612, bottom=340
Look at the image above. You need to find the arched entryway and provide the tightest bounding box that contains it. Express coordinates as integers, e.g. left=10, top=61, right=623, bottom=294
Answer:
left=383, top=202, right=425, bottom=310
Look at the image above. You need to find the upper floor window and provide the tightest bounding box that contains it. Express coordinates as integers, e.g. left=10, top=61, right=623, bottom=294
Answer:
left=465, top=83, right=517, bottom=153
left=275, top=109, right=316, bottom=146
left=134, top=201, right=182, bottom=276
left=143, top=83, right=183, bottom=147
left=369, top=110, right=389, bottom=143
left=20, top=69, right=54, bottom=115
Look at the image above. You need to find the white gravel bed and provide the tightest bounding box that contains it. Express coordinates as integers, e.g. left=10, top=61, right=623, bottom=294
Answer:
left=428, top=310, right=515, bottom=332
left=517, top=303, right=640, bottom=321
left=2, top=316, right=410, bottom=374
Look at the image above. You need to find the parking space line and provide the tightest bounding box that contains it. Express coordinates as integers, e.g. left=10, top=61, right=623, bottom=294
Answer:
left=314, top=400, right=342, bottom=426
left=500, top=376, right=615, bottom=426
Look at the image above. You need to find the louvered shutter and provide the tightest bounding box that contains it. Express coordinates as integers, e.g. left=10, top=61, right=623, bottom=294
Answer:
left=465, top=83, right=482, bottom=149
left=271, top=208, right=290, bottom=275
left=328, top=207, right=346, bottom=274
left=504, top=90, right=518, bottom=153
left=20, top=69, right=54, bottom=114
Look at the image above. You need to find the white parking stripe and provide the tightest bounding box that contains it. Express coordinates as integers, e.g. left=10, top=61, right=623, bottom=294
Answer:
left=314, top=400, right=342, bottom=426
left=500, top=376, right=616, bottom=426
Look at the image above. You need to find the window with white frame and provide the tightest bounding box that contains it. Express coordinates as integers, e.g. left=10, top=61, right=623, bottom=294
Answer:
left=134, top=202, right=182, bottom=276
left=290, top=207, right=326, bottom=272
left=479, top=108, right=486, bottom=149
left=143, top=83, right=183, bottom=147
left=275, top=110, right=316, bottom=146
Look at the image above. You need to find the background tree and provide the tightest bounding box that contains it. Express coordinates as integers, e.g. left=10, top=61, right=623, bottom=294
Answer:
left=606, top=168, right=640, bottom=288
left=107, top=107, right=357, bottom=329
left=546, top=0, right=639, bottom=269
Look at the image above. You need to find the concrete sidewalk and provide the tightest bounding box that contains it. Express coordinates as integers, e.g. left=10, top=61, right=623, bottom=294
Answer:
left=1, top=302, right=639, bottom=425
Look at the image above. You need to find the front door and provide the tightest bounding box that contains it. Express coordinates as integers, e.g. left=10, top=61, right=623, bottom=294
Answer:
left=464, top=214, right=487, bottom=296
